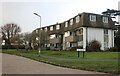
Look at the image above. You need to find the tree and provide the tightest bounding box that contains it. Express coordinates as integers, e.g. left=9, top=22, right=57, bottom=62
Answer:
left=1, top=23, right=21, bottom=46
left=22, top=32, right=32, bottom=50
left=102, top=9, right=120, bottom=17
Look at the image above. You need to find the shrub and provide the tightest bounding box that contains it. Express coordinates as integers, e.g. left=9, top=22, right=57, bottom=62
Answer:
left=105, top=47, right=118, bottom=52
left=2, top=45, right=25, bottom=49
left=87, top=40, right=101, bottom=52
left=66, top=46, right=83, bottom=51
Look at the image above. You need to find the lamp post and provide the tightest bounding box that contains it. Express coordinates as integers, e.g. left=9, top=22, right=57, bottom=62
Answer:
left=34, top=13, right=41, bottom=56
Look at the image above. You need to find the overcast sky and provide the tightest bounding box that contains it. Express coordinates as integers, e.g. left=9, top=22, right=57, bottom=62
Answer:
left=0, top=0, right=120, bottom=33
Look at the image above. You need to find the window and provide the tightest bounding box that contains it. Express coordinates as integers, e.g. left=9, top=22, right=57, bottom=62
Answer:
left=45, top=27, right=47, bottom=32
left=103, top=16, right=108, bottom=23
left=71, top=42, right=77, bottom=47
left=65, top=22, right=68, bottom=27
left=89, top=15, right=96, bottom=21
left=65, top=42, right=70, bottom=47
left=76, top=16, right=80, bottom=23
left=104, top=29, right=109, bottom=49
left=64, top=31, right=70, bottom=37
left=36, top=30, right=38, bottom=33
left=50, top=26, right=53, bottom=31
left=76, top=28, right=83, bottom=35
left=56, top=24, right=60, bottom=30
left=41, top=28, right=43, bottom=31
left=104, top=29, right=108, bottom=35
left=78, top=41, right=83, bottom=46
left=50, top=34, right=55, bottom=39
left=56, top=34, right=61, bottom=38
left=70, top=19, right=73, bottom=25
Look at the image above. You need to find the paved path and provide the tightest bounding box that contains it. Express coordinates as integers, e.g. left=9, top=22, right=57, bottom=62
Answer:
left=2, top=53, right=105, bottom=74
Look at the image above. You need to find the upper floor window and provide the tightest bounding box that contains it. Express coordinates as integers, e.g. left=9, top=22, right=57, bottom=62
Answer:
left=56, top=24, right=60, bottom=30
left=103, top=16, right=108, bottom=23
left=65, top=22, right=68, bottom=27
left=56, top=34, right=61, bottom=38
left=76, top=16, right=80, bottom=23
left=104, top=29, right=108, bottom=35
left=70, top=19, right=73, bottom=25
left=45, top=27, right=47, bottom=32
left=41, top=28, right=43, bottom=31
left=77, top=28, right=83, bottom=35
left=50, top=34, right=55, bottom=39
left=64, top=31, right=70, bottom=37
left=89, top=15, right=96, bottom=22
left=50, top=26, right=53, bottom=31
left=36, top=30, right=38, bottom=33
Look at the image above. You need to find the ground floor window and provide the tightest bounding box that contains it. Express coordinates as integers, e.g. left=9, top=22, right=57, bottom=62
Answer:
left=78, top=41, right=83, bottom=47
left=65, top=42, right=70, bottom=47
left=70, top=42, right=77, bottom=47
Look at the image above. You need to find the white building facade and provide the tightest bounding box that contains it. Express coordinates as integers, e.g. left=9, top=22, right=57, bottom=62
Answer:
left=33, top=12, right=116, bottom=51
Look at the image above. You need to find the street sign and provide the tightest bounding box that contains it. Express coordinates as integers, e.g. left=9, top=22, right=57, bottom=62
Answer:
left=76, top=49, right=86, bottom=58
left=76, top=49, right=86, bottom=51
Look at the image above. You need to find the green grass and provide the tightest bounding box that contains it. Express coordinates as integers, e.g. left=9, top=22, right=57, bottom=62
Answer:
left=2, top=49, right=120, bottom=74
left=41, top=50, right=119, bottom=59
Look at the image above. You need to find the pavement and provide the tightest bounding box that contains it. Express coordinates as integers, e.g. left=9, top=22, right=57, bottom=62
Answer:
left=2, top=53, right=105, bottom=74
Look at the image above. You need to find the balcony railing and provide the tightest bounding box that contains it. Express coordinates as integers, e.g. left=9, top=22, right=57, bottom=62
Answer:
left=65, top=35, right=83, bottom=42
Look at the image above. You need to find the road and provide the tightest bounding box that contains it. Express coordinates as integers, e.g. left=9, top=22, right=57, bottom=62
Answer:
left=2, top=53, right=105, bottom=74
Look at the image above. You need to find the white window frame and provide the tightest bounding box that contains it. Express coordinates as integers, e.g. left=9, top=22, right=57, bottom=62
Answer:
left=50, top=26, right=53, bottom=31
left=78, top=41, right=83, bottom=46
left=64, top=31, right=70, bottom=37
left=104, top=29, right=108, bottom=35
left=65, top=22, right=68, bottom=27
left=66, top=42, right=70, bottom=47
left=103, top=16, right=108, bottom=23
left=89, top=15, right=96, bottom=22
left=76, top=16, right=80, bottom=23
left=45, top=27, right=47, bottom=32
left=56, top=24, right=60, bottom=30
left=50, top=34, right=55, bottom=39
left=36, top=30, right=38, bottom=33
left=70, top=19, right=73, bottom=25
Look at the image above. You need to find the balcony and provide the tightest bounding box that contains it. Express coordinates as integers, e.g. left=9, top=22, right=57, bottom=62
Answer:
left=49, top=38, right=61, bottom=43
left=65, top=35, right=83, bottom=42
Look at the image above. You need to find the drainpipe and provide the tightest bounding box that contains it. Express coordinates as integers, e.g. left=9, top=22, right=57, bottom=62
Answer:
left=86, top=27, right=88, bottom=51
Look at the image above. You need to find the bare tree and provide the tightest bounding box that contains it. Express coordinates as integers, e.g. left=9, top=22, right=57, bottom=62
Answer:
left=1, top=23, right=21, bottom=45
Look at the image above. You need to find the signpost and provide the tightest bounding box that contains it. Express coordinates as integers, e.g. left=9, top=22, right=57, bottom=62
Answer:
left=76, top=49, right=86, bottom=58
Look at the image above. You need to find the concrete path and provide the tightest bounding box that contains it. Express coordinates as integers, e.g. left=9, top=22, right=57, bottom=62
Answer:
left=2, top=53, right=105, bottom=74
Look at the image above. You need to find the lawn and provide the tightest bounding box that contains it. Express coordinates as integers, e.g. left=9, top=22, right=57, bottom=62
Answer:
left=2, top=49, right=120, bottom=74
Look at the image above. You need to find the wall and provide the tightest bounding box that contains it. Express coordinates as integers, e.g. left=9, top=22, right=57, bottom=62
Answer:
left=83, top=27, right=114, bottom=50
left=86, top=27, right=104, bottom=50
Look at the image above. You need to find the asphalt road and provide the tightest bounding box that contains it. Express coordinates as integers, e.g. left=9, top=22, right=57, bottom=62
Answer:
left=2, top=53, right=105, bottom=74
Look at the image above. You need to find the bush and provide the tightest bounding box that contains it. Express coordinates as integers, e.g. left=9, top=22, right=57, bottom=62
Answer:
left=66, top=46, right=83, bottom=51
left=87, top=40, right=101, bottom=52
left=2, top=45, right=25, bottom=49
left=105, top=47, right=118, bottom=52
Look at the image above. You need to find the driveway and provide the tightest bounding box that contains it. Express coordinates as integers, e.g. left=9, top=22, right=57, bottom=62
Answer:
left=2, top=53, right=105, bottom=74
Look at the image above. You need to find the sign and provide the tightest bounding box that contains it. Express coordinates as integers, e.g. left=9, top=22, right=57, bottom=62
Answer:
left=77, top=49, right=86, bottom=58
left=77, top=49, right=86, bottom=51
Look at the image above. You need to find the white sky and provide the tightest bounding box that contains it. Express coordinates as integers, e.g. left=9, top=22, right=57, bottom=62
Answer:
left=0, top=0, right=120, bottom=33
